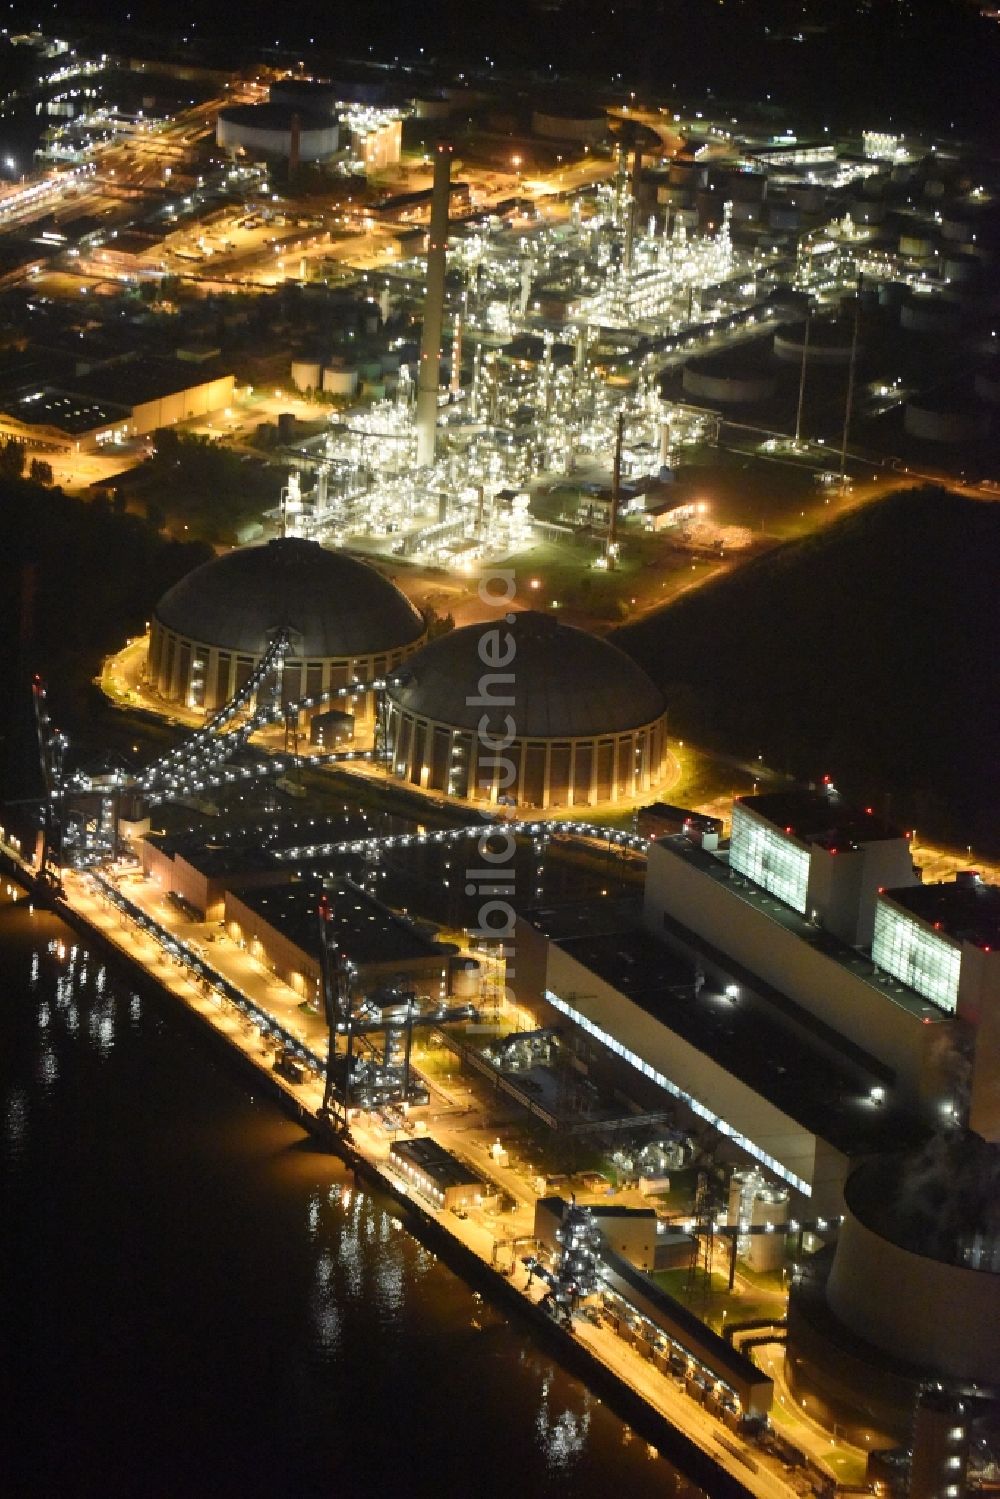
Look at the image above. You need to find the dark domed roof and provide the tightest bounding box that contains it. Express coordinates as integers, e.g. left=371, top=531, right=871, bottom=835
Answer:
left=154, top=539, right=425, bottom=658
left=388, top=611, right=665, bottom=738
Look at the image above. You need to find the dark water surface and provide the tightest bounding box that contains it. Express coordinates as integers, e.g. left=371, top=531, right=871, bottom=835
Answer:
left=0, top=889, right=699, bottom=1498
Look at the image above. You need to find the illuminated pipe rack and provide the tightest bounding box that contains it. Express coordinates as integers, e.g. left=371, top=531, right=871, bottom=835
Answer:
left=135, top=631, right=292, bottom=794
left=144, top=749, right=377, bottom=805
left=274, top=819, right=649, bottom=864
left=543, top=986, right=810, bottom=1197
left=92, top=874, right=323, bottom=1073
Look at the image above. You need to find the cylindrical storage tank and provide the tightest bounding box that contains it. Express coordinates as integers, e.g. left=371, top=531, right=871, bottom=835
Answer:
left=449, top=956, right=481, bottom=998
left=731, top=200, right=763, bottom=225
left=669, top=160, right=706, bottom=189
left=974, top=367, right=1000, bottom=405
left=846, top=198, right=884, bottom=225
left=683, top=354, right=777, bottom=406
left=322, top=366, right=358, bottom=397
left=940, top=216, right=974, bottom=242
left=216, top=104, right=339, bottom=162
left=787, top=185, right=824, bottom=214
left=360, top=360, right=383, bottom=381
left=530, top=108, right=607, bottom=144
left=904, top=395, right=990, bottom=443
left=878, top=280, right=908, bottom=308
left=361, top=380, right=385, bottom=400
left=656, top=184, right=692, bottom=207
left=900, top=294, right=961, bottom=333
left=899, top=232, right=936, bottom=258
left=413, top=95, right=454, bottom=120
left=773, top=319, right=861, bottom=365
left=727, top=172, right=766, bottom=204
left=768, top=204, right=802, bottom=231
left=942, top=252, right=980, bottom=283
left=825, top=1153, right=1000, bottom=1386
left=291, top=358, right=322, bottom=393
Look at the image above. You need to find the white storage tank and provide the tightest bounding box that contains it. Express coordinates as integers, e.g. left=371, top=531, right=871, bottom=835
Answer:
left=323, top=366, right=359, bottom=397
left=291, top=359, right=322, bottom=394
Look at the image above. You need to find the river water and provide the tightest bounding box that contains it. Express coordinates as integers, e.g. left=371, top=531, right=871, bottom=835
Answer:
left=0, top=887, right=701, bottom=1498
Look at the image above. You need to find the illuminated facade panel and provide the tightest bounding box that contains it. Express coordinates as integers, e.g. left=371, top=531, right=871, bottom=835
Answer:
left=544, top=988, right=811, bottom=1195
left=730, top=805, right=810, bottom=914
left=872, top=901, right=961, bottom=1014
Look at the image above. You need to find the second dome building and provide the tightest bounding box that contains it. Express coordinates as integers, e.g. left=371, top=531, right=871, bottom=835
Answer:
left=386, top=612, right=668, bottom=808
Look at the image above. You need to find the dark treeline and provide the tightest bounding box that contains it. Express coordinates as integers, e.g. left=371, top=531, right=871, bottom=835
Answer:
left=616, top=487, right=1000, bottom=851
left=0, top=481, right=211, bottom=796
left=47, top=0, right=1000, bottom=138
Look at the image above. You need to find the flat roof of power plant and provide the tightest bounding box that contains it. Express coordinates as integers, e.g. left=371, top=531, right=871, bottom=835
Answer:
left=551, top=921, right=926, bottom=1158
left=230, top=877, right=446, bottom=969
left=655, top=834, right=949, bottom=1025
left=883, top=877, right=1000, bottom=949
left=737, top=790, right=904, bottom=850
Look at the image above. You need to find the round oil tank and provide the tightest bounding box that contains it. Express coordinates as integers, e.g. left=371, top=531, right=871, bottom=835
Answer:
left=974, top=367, right=1000, bottom=405
left=940, top=216, right=974, bottom=242
left=683, top=352, right=777, bottom=405
left=899, top=232, right=935, bottom=258
left=904, top=394, right=990, bottom=443
left=899, top=294, right=961, bottom=333
left=877, top=280, right=908, bottom=308
left=413, top=94, right=453, bottom=120
left=530, top=108, right=607, bottom=144
left=731, top=200, right=763, bottom=225
left=773, top=319, right=861, bottom=365
left=768, top=205, right=802, bottom=231
left=942, top=252, right=980, bottom=283
left=216, top=103, right=340, bottom=163
left=322, top=366, right=358, bottom=397
left=846, top=198, right=884, bottom=225
left=291, top=358, right=322, bottom=393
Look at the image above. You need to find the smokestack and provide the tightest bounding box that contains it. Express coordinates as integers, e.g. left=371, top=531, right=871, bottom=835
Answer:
left=289, top=112, right=301, bottom=176
left=450, top=312, right=462, bottom=396
left=624, top=146, right=641, bottom=273
left=416, top=140, right=453, bottom=468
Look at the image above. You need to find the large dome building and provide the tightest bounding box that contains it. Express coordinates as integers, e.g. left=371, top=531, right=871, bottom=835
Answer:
left=147, top=539, right=425, bottom=719
left=386, top=612, right=668, bottom=808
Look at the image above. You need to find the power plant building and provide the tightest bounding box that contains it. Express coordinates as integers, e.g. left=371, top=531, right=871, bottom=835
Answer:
left=385, top=612, right=669, bottom=809
left=147, top=538, right=425, bottom=718
left=511, top=790, right=1000, bottom=1211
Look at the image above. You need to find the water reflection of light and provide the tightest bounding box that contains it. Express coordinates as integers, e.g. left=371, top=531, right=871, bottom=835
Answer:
left=30, top=952, right=39, bottom=986
left=38, top=1048, right=58, bottom=1086
left=129, top=994, right=142, bottom=1023
left=4, top=1087, right=28, bottom=1147
left=535, top=1377, right=590, bottom=1472
left=38, top=1002, right=50, bottom=1029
